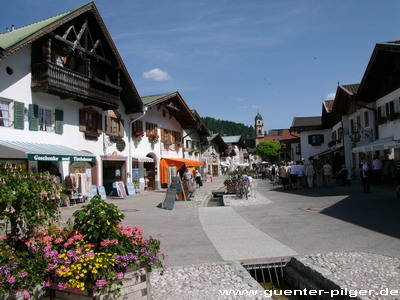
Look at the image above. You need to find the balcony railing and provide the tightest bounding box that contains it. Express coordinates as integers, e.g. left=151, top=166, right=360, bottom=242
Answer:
left=31, top=62, right=121, bottom=109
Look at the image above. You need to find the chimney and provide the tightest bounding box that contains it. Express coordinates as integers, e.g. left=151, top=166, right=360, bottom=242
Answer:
left=11, top=25, right=14, bottom=31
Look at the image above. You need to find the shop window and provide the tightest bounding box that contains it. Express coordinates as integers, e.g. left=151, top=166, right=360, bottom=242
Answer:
left=0, top=99, right=11, bottom=127
left=308, top=134, right=324, bottom=146
left=79, top=108, right=102, bottom=136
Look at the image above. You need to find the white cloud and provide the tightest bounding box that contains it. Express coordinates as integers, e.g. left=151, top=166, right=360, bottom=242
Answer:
left=324, top=92, right=336, bottom=100
left=142, top=68, right=171, bottom=81
left=238, top=105, right=248, bottom=109
left=235, top=97, right=245, bottom=102
left=252, top=105, right=263, bottom=109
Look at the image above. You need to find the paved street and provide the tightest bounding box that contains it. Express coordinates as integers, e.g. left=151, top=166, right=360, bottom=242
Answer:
left=60, top=177, right=400, bottom=268
left=236, top=179, right=400, bottom=258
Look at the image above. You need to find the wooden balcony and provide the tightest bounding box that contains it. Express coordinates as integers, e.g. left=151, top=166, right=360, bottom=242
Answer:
left=31, top=62, right=121, bottom=109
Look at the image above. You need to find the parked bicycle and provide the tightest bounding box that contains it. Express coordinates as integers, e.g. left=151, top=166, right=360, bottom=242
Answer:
left=236, top=175, right=250, bottom=199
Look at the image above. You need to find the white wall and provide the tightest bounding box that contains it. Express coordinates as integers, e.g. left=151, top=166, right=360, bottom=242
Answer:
left=300, top=129, right=331, bottom=160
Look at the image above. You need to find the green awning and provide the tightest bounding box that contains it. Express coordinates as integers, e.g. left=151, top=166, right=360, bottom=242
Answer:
left=0, top=140, right=95, bottom=162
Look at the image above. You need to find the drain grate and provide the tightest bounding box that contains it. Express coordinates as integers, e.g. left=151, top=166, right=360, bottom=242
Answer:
left=299, top=207, right=325, bottom=212
left=121, top=209, right=140, bottom=212
left=243, top=261, right=288, bottom=286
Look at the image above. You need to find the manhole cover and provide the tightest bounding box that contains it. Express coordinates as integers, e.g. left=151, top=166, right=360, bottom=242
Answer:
left=299, top=207, right=325, bottom=212
left=121, top=209, right=140, bottom=212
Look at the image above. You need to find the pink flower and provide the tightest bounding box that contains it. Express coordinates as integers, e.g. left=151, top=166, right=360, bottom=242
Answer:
left=20, top=290, right=30, bottom=299
left=6, top=276, right=15, bottom=283
left=18, top=272, right=28, bottom=278
left=85, top=252, right=95, bottom=258
left=43, top=280, right=52, bottom=287
left=95, top=280, right=107, bottom=287
left=58, top=283, right=67, bottom=290
left=54, top=238, right=63, bottom=244
left=117, top=272, right=124, bottom=279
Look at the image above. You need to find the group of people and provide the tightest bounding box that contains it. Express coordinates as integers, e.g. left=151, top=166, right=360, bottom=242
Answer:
left=271, top=160, right=336, bottom=190
left=181, top=167, right=203, bottom=199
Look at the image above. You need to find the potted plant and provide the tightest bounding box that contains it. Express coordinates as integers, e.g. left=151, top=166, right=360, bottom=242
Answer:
left=0, top=163, right=165, bottom=299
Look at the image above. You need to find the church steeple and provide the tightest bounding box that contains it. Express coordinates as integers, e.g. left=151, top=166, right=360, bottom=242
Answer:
left=255, top=112, right=264, bottom=138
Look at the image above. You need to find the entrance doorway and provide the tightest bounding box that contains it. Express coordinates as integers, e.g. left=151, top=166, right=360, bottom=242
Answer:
left=103, top=160, right=125, bottom=195
left=144, top=161, right=155, bottom=190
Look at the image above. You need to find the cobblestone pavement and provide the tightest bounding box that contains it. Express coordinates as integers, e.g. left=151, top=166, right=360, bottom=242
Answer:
left=149, top=262, right=267, bottom=300
left=307, top=252, right=400, bottom=300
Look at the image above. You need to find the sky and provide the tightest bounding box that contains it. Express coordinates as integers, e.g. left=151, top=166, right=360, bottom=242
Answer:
left=2, top=0, right=400, bottom=131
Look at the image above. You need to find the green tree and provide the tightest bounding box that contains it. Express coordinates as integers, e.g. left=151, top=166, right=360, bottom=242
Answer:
left=0, top=163, right=61, bottom=239
left=252, top=141, right=281, bottom=162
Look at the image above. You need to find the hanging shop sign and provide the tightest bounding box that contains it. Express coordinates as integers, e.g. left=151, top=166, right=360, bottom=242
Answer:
left=116, top=139, right=126, bottom=152
left=27, top=154, right=95, bottom=162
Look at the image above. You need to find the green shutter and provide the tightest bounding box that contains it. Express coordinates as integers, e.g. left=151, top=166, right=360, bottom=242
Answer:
left=29, top=104, right=39, bottom=131
left=13, top=102, right=25, bottom=130
left=54, top=109, right=64, bottom=134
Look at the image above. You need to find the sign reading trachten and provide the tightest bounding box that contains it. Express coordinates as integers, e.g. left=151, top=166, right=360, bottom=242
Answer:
left=27, top=154, right=95, bottom=162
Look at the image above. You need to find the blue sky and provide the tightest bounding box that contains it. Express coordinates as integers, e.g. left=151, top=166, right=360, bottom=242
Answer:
left=2, top=1, right=400, bottom=130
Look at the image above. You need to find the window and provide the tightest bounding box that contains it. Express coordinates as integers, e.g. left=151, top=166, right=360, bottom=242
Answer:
left=350, top=119, right=355, bottom=132
left=79, top=108, right=102, bottom=135
left=193, top=141, right=200, bottom=149
left=356, top=114, right=361, bottom=129
left=146, top=122, right=157, bottom=136
left=38, top=107, right=52, bottom=132
left=364, top=111, right=369, bottom=127
left=0, top=100, right=11, bottom=127
left=308, top=134, right=324, bottom=145
left=377, top=107, right=382, bottom=119
left=132, top=120, right=143, bottom=134
left=186, top=139, right=192, bottom=149
left=386, top=101, right=395, bottom=116
left=173, top=131, right=181, bottom=143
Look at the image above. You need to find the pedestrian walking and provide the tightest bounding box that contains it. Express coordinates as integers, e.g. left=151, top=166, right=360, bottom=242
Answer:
left=195, top=169, right=202, bottom=188
left=297, top=161, right=304, bottom=188
left=314, top=158, right=324, bottom=188
left=322, top=161, right=333, bottom=187
left=289, top=161, right=298, bottom=189
left=360, top=158, right=370, bottom=193
left=372, top=155, right=383, bottom=183
left=304, top=161, right=315, bottom=188
left=270, top=164, right=278, bottom=186
left=279, top=162, right=289, bottom=190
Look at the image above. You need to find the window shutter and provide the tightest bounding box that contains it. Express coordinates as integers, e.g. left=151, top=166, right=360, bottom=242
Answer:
left=161, top=128, right=165, bottom=142
left=96, top=113, right=103, bottom=134
left=155, top=125, right=158, bottom=136
left=79, top=109, right=86, bottom=132
left=146, top=122, right=150, bottom=136
left=308, top=135, right=313, bottom=144
left=13, top=102, right=24, bottom=130
left=54, top=109, right=64, bottom=134
left=138, top=120, right=143, bottom=132
left=118, top=119, right=124, bottom=137
left=29, top=104, right=38, bottom=131
left=105, top=116, right=111, bottom=135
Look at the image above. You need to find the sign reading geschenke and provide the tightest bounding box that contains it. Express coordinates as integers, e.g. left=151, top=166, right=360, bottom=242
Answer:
left=27, top=154, right=95, bottom=162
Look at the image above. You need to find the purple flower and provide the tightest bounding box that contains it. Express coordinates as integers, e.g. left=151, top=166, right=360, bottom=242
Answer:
left=58, top=283, right=67, bottom=290
left=117, top=272, right=124, bottom=279
left=21, top=290, right=30, bottom=299
left=18, top=272, right=28, bottom=278
left=95, top=280, right=107, bottom=287
left=43, top=280, right=52, bottom=287
left=85, top=252, right=94, bottom=258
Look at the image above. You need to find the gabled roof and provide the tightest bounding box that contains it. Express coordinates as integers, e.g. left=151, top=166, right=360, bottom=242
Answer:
left=358, top=41, right=400, bottom=103
left=290, top=116, right=322, bottom=132
left=323, top=100, right=334, bottom=113
left=332, top=84, right=360, bottom=115
left=141, top=92, right=197, bottom=128
left=191, top=110, right=211, bottom=137
left=207, top=133, right=228, bottom=150
left=0, top=3, right=87, bottom=53
left=261, top=129, right=299, bottom=142
left=0, top=2, right=143, bottom=113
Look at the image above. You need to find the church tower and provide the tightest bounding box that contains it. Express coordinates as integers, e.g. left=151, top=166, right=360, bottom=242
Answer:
left=255, top=112, right=264, bottom=139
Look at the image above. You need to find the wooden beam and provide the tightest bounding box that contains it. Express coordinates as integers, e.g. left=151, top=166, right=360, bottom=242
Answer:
left=54, top=35, right=112, bottom=65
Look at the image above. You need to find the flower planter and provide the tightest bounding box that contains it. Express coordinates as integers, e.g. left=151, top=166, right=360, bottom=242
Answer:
left=42, top=268, right=148, bottom=300
left=226, top=186, right=236, bottom=194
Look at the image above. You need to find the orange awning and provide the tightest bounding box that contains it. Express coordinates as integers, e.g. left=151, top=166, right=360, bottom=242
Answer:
left=159, top=158, right=204, bottom=184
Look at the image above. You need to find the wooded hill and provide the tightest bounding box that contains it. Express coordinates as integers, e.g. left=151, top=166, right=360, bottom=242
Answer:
left=202, top=117, right=255, bottom=139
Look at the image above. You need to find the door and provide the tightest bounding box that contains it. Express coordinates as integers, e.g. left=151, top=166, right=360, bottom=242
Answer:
left=144, top=161, right=155, bottom=190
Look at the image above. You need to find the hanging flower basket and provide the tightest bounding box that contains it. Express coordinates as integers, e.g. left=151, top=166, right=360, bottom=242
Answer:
left=148, top=134, right=159, bottom=144
left=133, top=131, right=144, bottom=141
left=175, top=141, right=183, bottom=149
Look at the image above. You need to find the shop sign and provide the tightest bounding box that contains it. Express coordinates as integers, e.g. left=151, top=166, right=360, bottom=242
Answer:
left=28, top=154, right=95, bottom=162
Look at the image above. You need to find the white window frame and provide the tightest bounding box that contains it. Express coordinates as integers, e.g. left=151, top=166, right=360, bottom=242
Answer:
left=0, top=98, right=13, bottom=128
left=38, top=106, right=54, bottom=132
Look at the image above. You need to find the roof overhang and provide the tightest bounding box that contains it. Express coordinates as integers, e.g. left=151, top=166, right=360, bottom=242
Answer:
left=352, top=138, right=400, bottom=153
